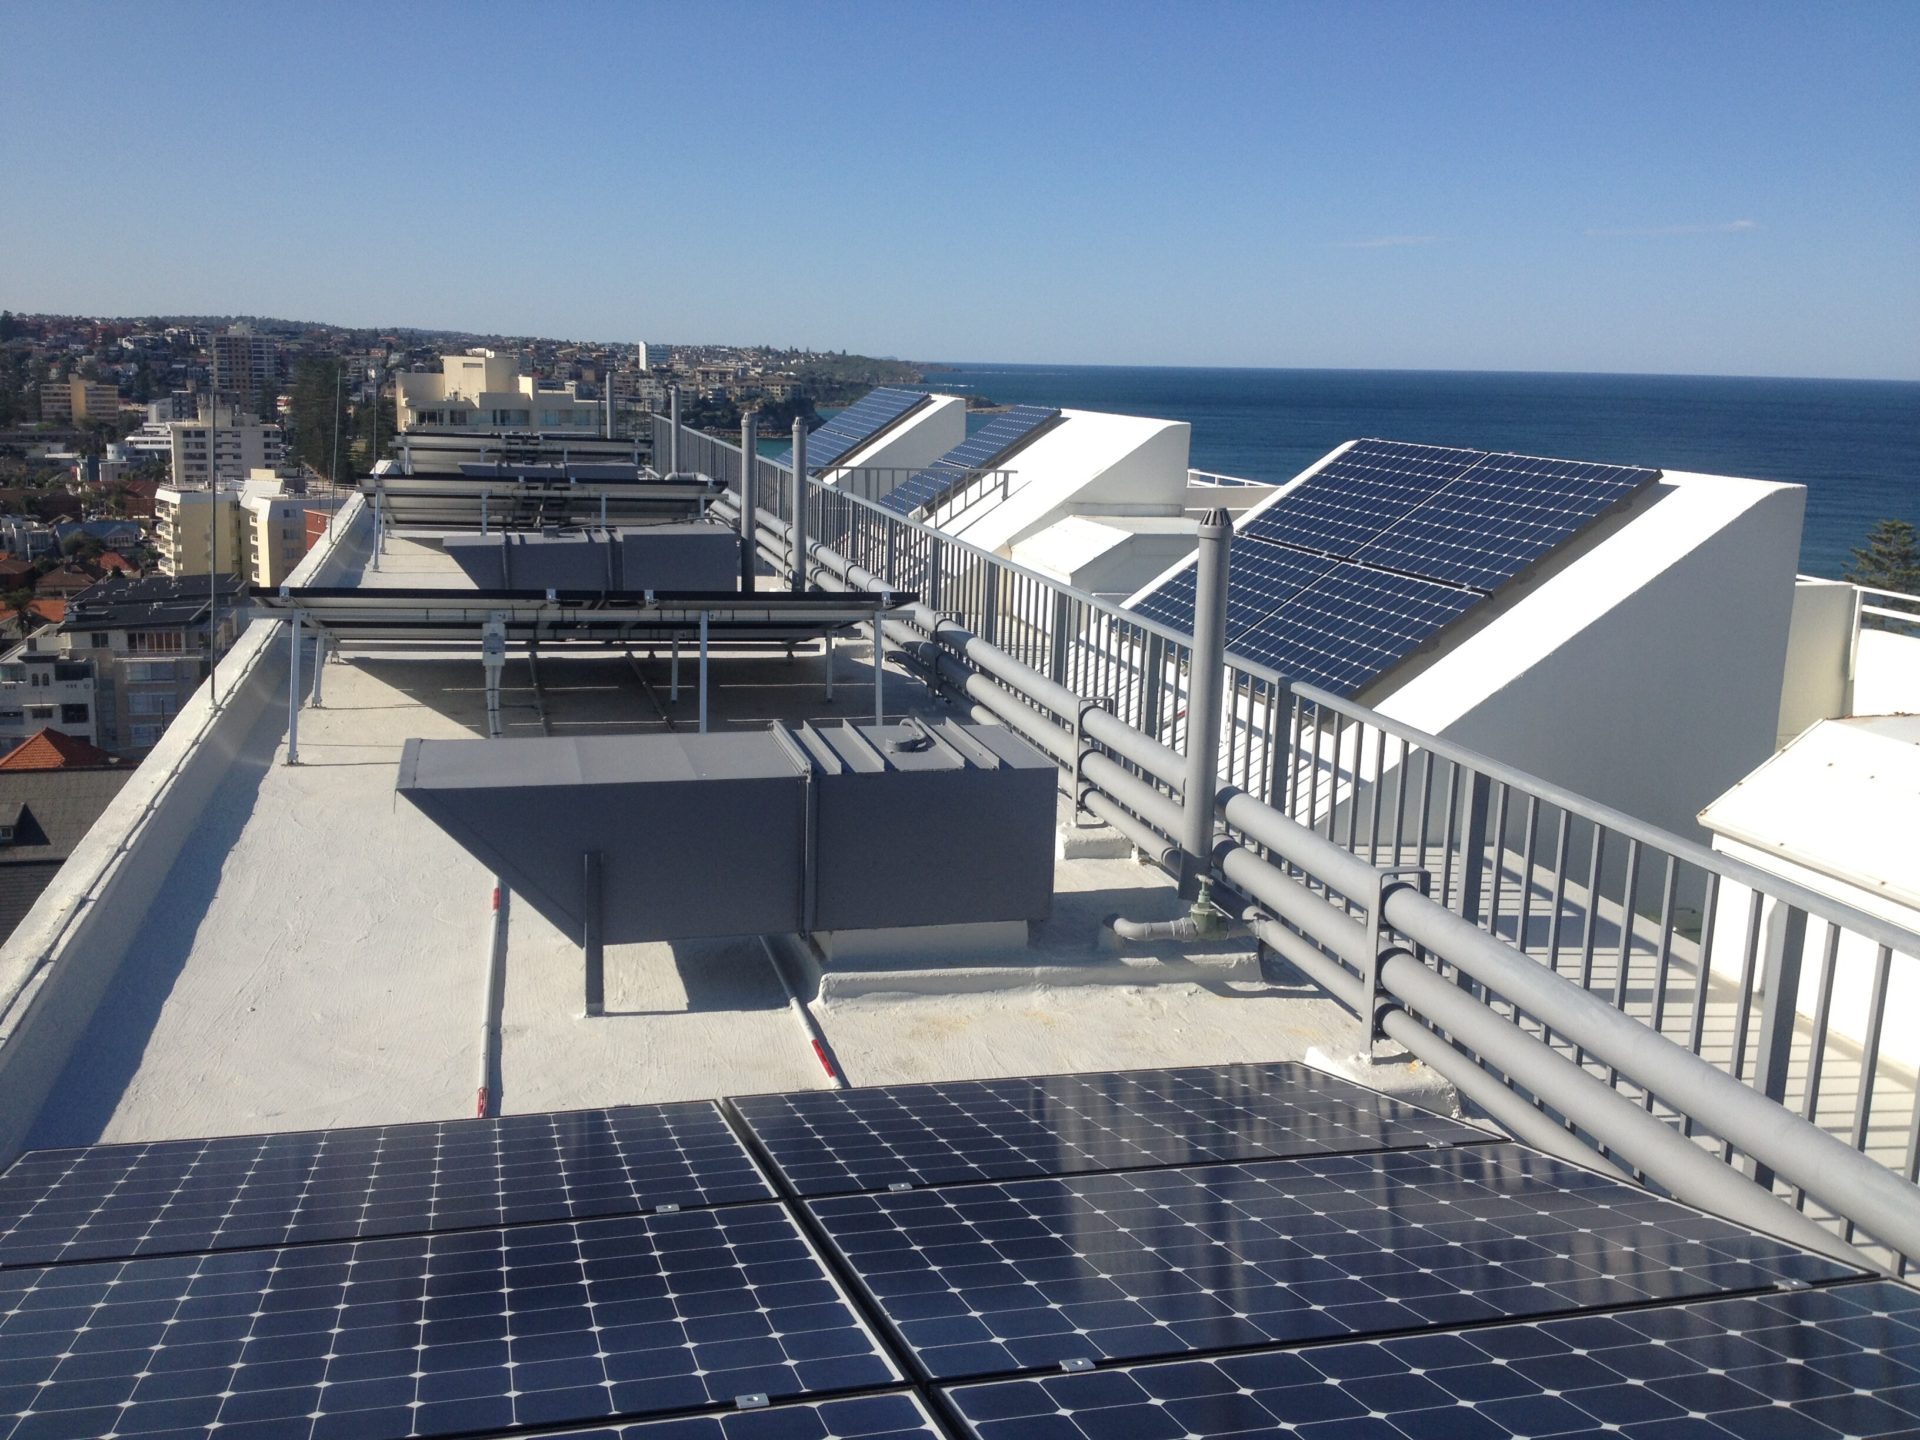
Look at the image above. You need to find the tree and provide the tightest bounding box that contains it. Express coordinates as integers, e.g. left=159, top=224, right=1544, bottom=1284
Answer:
left=285, top=358, right=354, bottom=483
left=1845, top=519, right=1919, bottom=594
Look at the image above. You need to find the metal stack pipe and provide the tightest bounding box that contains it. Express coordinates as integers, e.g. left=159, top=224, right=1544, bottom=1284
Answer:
left=667, top=387, right=681, bottom=477
left=791, top=419, right=808, bottom=592
left=738, top=411, right=757, bottom=592
left=1180, top=508, right=1231, bottom=896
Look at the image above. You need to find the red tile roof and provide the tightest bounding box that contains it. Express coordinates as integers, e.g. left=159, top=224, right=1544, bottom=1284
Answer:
left=0, top=728, right=116, bottom=771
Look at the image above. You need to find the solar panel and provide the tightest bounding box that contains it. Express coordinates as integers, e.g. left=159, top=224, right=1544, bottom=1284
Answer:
left=877, top=406, right=1060, bottom=517
left=1354, top=451, right=1658, bottom=591
left=1124, top=438, right=1660, bottom=697
left=1239, top=438, right=1485, bottom=558
left=772, top=388, right=928, bottom=472
left=730, top=1063, right=1482, bottom=1199
left=1222, top=562, right=1483, bottom=696
left=942, top=1281, right=1920, bottom=1440
left=0, top=1204, right=897, bottom=1439
left=0, top=1101, right=771, bottom=1269
left=512, top=1391, right=944, bottom=1438
left=806, top=1144, right=1857, bottom=1381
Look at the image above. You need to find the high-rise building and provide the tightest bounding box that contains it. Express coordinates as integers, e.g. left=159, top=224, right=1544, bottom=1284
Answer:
left=638, top=341, right=672, bottom=371
left=210, top=327, right=278, bottom=402
left=164, top=403, right=284, bottom=489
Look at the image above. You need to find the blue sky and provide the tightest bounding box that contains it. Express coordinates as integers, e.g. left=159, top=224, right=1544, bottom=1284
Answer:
left=5, top=2, right=1917, bottom=378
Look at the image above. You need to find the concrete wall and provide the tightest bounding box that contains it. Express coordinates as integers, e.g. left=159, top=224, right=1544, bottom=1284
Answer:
left=1855, top=627, right=1920, bottom=716
left=0, top=498, right=368, bottom=1164
left=830, top=394, right=967, bottom=487
left=1012, top=516, right=1199, bottom=602
left=1376, top=474, right=1806, bottom=845
left=1778, top=577, right=1857, bottom=744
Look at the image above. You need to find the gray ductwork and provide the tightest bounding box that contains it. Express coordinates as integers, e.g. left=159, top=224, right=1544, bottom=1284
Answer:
left=396, top=718, right=1056, bottom=947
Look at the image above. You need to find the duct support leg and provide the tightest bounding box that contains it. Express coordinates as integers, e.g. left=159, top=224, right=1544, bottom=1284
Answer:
left=873, top=603, right=886, bottom=726
left=698, top=611, right=710, bottom=734
left=582, top=851, right=604, bottom=1018
left=285, top=613, right=301, bottom=766
left=1179, top=509, right=1231, bottom=898
left=824, top=631, right=834, bottom=701
left=309, top=630, right=328, bottom=706
left=670, top=638, right=679, bottom=701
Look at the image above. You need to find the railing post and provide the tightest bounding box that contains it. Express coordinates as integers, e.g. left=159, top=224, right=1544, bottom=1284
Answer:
left=1750, top=902, right=1809, bottom=1190
left=667, top=387, right=681, bottom=477
left=738, top=411, right=757, bottom=592
left=1459, top=768, right=1493, bottom=934
left=790, top=419, right=808, bottom=593
left=1049, top=591, right=1072, bottom=686
left=582, top=850, right=604, bottom=1018
left=1180, top=508, right=1231, bottom=898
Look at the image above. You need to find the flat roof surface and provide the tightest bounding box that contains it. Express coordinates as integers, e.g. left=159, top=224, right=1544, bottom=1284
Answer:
left=17, top=534, right=1408, bottom=1153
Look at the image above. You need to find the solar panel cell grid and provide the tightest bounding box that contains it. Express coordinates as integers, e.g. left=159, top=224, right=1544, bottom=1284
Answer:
left=878, top=407, right=1059, bottom=517
left=942, top=1281, right=1920, bottom=1440
left=774, top=389, right=927, bottom=472
left=806, top=1143, right=1857, bottom=1381
left=731, top=1062, right=1481, bottom=1199
left=0, top=1204, right=896, bottom=1440
left=1238, top=439, right=1484, bottom=558
left=0, top=1102, right=770, bottom=1270
left=509, top=1391, right=944, bottom=1438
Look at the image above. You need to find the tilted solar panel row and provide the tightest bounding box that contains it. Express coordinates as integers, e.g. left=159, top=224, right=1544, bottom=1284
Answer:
left=771, top=388, right=929, bottom=472
left=1127, top=438, right=1659, bottom=696
left=877, top=406, right=1061, bottom=517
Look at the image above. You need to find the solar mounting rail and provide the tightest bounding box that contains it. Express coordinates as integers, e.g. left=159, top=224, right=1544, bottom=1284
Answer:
left=1126, top=437, right=1660, bottom=697
left=257, top=586, right=917, bottom=645
left=360, top=472, right=725, bottom=532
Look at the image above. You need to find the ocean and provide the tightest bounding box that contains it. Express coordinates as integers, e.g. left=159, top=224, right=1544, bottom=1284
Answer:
left=915, top=365, right=1919, bottom=581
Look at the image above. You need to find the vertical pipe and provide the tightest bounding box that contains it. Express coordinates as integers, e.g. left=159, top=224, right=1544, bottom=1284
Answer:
left=824, top=630, right=835, bottom=701
left=873, top=601, right=886, bottom=726
left=698, top=610, right=710, bottom=733
left=1749, top=903, right=1809, bottom=1190
left=670, top=637, right=680, bottom=701
left=582, top=852, right=603, bottom=1018
left=791, top=419, right=808, bottom=593
left=285, top=613, right=301, bottom=765
left=738, top=412, right=757, bottom=592
left=1180, top=508, right=1230, bottom=898
left=667, top=386, right=681, bottom=477
left=309, top=630, right=327, bottom=707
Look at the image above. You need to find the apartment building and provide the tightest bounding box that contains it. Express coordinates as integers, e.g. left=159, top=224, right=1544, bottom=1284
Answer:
left=154, top=473, right=314, bottom=585
left=36, top=377, right=119, bottom=424
left=210, top=327, right=278, bottom=401
left=166, top=402, right=285, bottom=487
left=390, top=350, right=638, bottom=473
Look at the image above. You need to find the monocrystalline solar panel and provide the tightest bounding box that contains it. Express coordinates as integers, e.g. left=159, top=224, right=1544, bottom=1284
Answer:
left=731, top=1062, right=1481, bottom=1199
left=1124, top=438, right=1660, bottom=696
left=806, top=1144, right=1857, bottom=1381
left=512, top=1391, right=945, bottom=1438
left=1239, top=438, right=1485, bottom=558
left=0, top=1204, right=897, bottom=1440
left=772, top=388, right=927, bottom=472
left=1224, top=562, right=1483, bottom=696
left=0, top=1102, right=771, bottom=1270
left=942, top=1281, right=1920, bottom=1440
left=1354, top=451, right=1657, bottom=591
left=878, top=406, right=1060, bottom=516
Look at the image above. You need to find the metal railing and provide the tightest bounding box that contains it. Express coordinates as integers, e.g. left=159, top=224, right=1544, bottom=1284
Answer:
left=659, top=410, right=1920, bottom=1272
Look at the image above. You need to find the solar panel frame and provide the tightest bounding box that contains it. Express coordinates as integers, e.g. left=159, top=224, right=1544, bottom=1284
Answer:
left=941, top=1280, right=1920, bottom=1440
left=806, top=1143, right=1859, bottom=1382
left=0, top=1203, right=899, bottom=1440
left=507, top=1390, right=946, bottom=1439
left=0, top=1101, right=773, bottom=1270
left=771, top=388, right=928, bottom=472
left=877, top=406, right=1060, bottom=517
left=1353, top=451, right=1659, bottom=591
left=729, top=1062, right=1483, bottom=1200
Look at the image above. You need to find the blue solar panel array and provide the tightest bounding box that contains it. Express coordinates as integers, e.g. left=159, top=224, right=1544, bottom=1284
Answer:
left=0, top=1102, right=769, bottom=1269
left=1128, top=438, right=1659, bottom=696
left=877, top=406, right=1060, bottom=517
left=730, top=1062, right=1480, bottom=1198
left=0, top=1063, right=1886, bottom=1440
left=945, top=1282, right=1920, bottom=1440
left=806, top=1143, right=1854, bottom=1381
left=772, top=388, right=928, bottom=472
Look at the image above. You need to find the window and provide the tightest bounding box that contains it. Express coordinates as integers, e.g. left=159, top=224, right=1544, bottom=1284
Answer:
left=130, top=724, right=162, bottom=747
left=90, top=633, right=109, bottom=649
left=127, top=660, right=174, bottom=682
left=26, top=706, right=52, bottom=721
left=28, top=671, right=46, bottom=688
left=127, top=692, right=177, bottom=716
left=61, top=703, right=88, bottom=725
left=128, top=632, right=187, bottom=655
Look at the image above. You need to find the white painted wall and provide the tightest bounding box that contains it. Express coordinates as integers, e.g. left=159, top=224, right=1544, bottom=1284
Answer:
left=828, top=394, right=967, bottom=490
left=947, top=411, right=1191, bottom=555
left=1012, top=516, right=1200, bottom=601
left=1372, top=474, right=1805, bottom=845
left=1855, top=627, right=1920, bottom=717
left=1778, top=578, right=1857, bottom=744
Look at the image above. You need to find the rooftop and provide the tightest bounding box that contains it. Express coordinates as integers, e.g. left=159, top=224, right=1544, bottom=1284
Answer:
left=0, top=729, right=115, bottom=772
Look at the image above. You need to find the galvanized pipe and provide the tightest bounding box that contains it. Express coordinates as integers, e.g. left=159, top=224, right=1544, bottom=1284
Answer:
left=738, top=411, right=757, bottom=592
left=1383, top=887, right=1920, bottom=1264
left=285, top=614, right=301, bottom=766
left=791, top=420, right=808, bottom=593
left=1219, top=786, right=1393, bottom=907
left=1180, top=510, right=1231, bottom=894
left=1083, top=791, right=1181, bottom=869
left=667, top=387, right=681, bottom=477
left=1082, top=752, right=1186, bottom=845
left=476, top=879, right=508, bottom=1117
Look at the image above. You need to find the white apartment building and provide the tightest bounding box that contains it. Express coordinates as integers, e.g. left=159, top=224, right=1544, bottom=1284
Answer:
left=165, top=403, right=285, bottom=488
left=395, top=351, right=602, bottom=433
left=154, top=473, right=314, bottom=586
left=0, top=654, right=98, bottom=750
